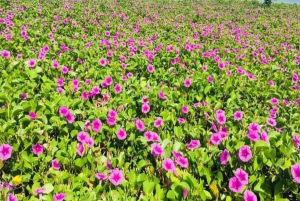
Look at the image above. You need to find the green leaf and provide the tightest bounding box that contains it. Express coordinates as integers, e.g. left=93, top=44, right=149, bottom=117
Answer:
left=74, top=158, right=87, bottom=167
left=166, top=190, right=176, bottom=200
left=128, top=170, right=136, bottom=184
left=137, top=173, right=148, bottom=183
left=43, top=183, right=54, bottom=194
left=143, top=180, right=156, bottom=194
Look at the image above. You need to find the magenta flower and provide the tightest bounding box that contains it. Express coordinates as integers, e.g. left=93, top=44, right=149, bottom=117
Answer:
left=92, top=118, right=102, bottom=132
left=141, top=103, right=150, bottom=114
left=177, top=118, right=185, bottom=124
left=215, top=110, right=226, bottom=125
left=151, top=143, right=164, bottom=157
left=53, top=193, right=66, bottom=201
left=154, top=117, right=163, bottom=128
left=244, top=190, right=257, bottom=201
left=1, top=50, right=10, bottom=58
left=238, top=145, right=252, bottom=162
left=186, top=140, right=200, bottom=150
left=108, top=110, right=118, bottom=118
left=32, top=143, right=43, bottom=155
left=52, top=60, right=59, bottom=68
left=291, top=164, right=300, bottom=183
left=27, top=59, right=36, bottom=68
left=95, top=173, right=107, bottom=182
left=29, top=112, right=37, bottom=120
left=158, top=91, right=166, bottom=99
left=228, top=177, right=243, bottom=193
left=52, top=159, right=60, bottom=170
left=270, top=98, right=279, bottom=105
left=59, top=106, right=70, bottom=117
left=183, top=188, right=188, bottom=199
left=99, top=58, right=107, bottom=66
left=0, top=143, right=12, bottom=161
left=106, top=117, right=116, bottom=126
left=105, top=76, right=113, bottom=85
left=77, top=143, right=84, bottom=156
left=181, top=106, right=188, bottom=114
left=184, top=78, right=191, bottom=88
left=61, top=66, right=69, bottom=74
left=210, top=133, right=222, bottom=145
left=8, top=193, right=18, bottom=201
left=247, top=132, right=260, bottom=142
left=116, top=128, right=127, bottom=140
left=34, top=187, right=46, bottom=199
left=208, top=75, right=213, bottom=83
left=235, top=168, right=248, bottom=185
left=77, top=131, right=88, bottom=143
left=261, top=131, right=269, bottom=144
left=21, top=93, right=27, bottom=100
left=66, top=113, right=75, bottom=124
left=176, top=156, right=189, bottom=168
left=147, top=64, right=154, bottom=73
left=233, top=111, right=243, bottom=121
left=135, top=119, right=145, bottom=131
left=114, top=84, right=122, bottom=94
left=109, top=169, right=123, bottom=186
left=293, top=134, right=300, bottom=149
left=220, top=149, right=230, bottom=165
left=162, top=158, right=176, bottom=172
left=248, top=123, right=260, bottom=133
left=266, top=118, right=276, bottom=127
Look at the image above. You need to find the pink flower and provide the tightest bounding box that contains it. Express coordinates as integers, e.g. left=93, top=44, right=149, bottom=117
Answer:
left=92, top=118, right=102, bottom=132
left=291, top=164, right=300, bottom=183
left=247, top=132, right=260, bottom=142
left=261, top=131, right=269, bottom=144
left=186, top=140, right=200, bottom=150
left=1, top=50, right=10, bottom=58
left=266, top=118, right=276, bottom=127
left=162, top=158, right=176, bottom=172
left=53, top=193, right=66, bottom=201
left=177, top=117, right=185, bottom=124
left=210, top=133, right=222, bottom=145
left=34, top=187, right=46, bottom=195
left=77, top=132, right=88, bottom=143
left=0, top=143, right=12, bottom=161
left=233, top=111, right=243, bottom=121
left=215, top=110, right=226, bottom=125
left=109, top=169, right=123, bottom=186
left=235, top=168, right=248, bottom=185
left=248, top=123, right=260, bottom=133
left=238, top=145, right=252, bottom=162
left=29, top=112, right=37, bottom=120
left=184, top=78, right=191, bottom=88
left=52, top=60, right=59, bottom=68
left=95, top=173, right=107, bottom=182
left=135, top=119, right=145, bottom=131
left=99, top=58, right=107, bottom=66
left=220, top=149, right=230, bottom=165
left=52, top=159, right=60, bottom=170
left=244, top=190, right=257, bottom=201
left=270, top=98, right=279, bottom=105
left=8, top=193, right=18, bottom=201
left=105, top=76, right=113, bottom=85
left=176, top=156, right=189, bottom=168
left=208, top=75, right=213, bottom=83
left=151, top=143, right=164, bottom=157
left=158, top=91, right=166, bottom=99
left=293, top=134, right=300, bottom=149
left=77, top=143, right=84, bottom=156
left=181, top=106, right=188, bottom=114
left=59, top=106, right=70, bottom=117
left=141, top=103, right=150, bottom=114
left=32, top=143, right=43, bottom=155
left=154, top=117, right=163, bottom=128
left=106, top=117, right=116, bottom=126
left=114, top=84, right=122, bottom=94
left=147, top=64, right=154, bottom=73
left=66, top=113, right=75, bottom=124
left=27, top=59, right=36, bottom=67
left=116, top=128, right=127, bottom=140
left=228, top=177, right=243, bottom=193
left=108, top=110, right=118, bottom=118
left=61, top=66, right=69, bottom=74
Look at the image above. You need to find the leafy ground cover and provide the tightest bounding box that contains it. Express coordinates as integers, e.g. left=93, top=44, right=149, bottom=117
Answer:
left=1, top=0, right=300, bottom=200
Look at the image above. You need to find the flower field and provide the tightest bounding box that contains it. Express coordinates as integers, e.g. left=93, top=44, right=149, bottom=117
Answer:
left=1, top=0, right=300, bottom=200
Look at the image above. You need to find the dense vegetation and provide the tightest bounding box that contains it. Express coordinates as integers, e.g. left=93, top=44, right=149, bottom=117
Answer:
left=1, top=0, right=300, bottom=200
